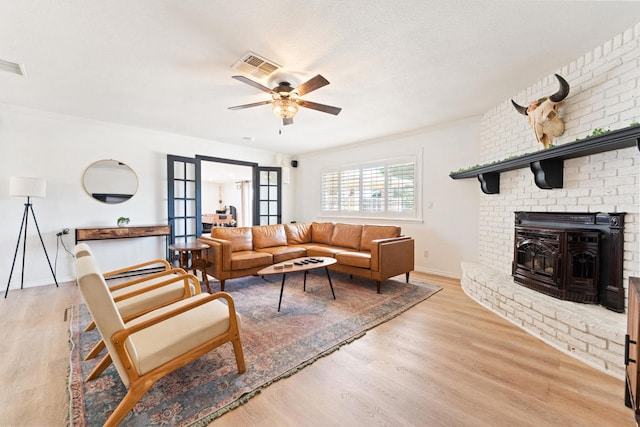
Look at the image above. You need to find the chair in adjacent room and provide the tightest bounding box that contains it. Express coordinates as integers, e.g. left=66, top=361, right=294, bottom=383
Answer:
left=75, top=252, right=246, bottom=427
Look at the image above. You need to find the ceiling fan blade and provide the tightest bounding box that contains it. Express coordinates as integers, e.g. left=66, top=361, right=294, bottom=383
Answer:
left=231, top=75, right=274, bottom=94
left=294, top=74, right=330, bottom=96
left=283, top=117, right=294, bottom=126
left=228, top=100, right=272, bottom=110
left=297, top=99, right=342, bottom=115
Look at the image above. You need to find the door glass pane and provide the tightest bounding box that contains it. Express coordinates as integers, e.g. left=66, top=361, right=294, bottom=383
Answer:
left=174, top=182, right=185, bottom=198
left=185, top=163, right=196, bottom=180
left=173, top=162, right=185, bottom=179
left=175, top=218, right=185, bottom=235
left=174, top=201, right=185, bottom=216
left=186, top=181, right=196, bottom=198
left=269, top=187, right=278, bottom=199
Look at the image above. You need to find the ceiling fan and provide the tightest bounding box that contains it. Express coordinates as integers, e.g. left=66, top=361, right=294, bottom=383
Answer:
left=228, top=74, right=342, bottom=126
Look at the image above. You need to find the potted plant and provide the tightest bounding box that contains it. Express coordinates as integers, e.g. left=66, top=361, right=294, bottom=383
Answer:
left=117, top=216, right=130, bottom=227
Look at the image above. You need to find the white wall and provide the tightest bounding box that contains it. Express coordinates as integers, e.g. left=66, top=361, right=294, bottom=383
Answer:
left=0, top=104, right=286, bottom=290
left=294, top=118, right=481, bottom=278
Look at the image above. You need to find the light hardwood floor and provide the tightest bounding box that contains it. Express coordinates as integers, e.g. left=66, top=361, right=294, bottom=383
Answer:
left=0, top=273, right=634, bottom=426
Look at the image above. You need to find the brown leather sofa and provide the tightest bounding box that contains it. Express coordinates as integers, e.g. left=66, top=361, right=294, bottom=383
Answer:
left=197, top=222, right=414, bottom=293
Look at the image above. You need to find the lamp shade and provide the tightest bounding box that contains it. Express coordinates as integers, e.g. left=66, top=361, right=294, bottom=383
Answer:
left=272, top=98, right=299, bottom=119
left=9, top=176, right=46, bottom=198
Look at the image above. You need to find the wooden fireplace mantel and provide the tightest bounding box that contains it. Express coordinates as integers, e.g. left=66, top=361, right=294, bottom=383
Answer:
left=450, top=125, right=640, bottom=194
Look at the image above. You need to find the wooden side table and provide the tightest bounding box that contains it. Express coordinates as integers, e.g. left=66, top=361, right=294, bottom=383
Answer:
left=169, top=241, right=211, bottom=293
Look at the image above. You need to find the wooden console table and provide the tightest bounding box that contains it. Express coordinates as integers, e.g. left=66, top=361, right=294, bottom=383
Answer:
left=75, top=225, right=171, bottom=243
left=75, top=225, right=172, bottom=278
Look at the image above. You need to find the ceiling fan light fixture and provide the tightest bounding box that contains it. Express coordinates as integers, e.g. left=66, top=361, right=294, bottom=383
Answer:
left=272, top=98, right=298, bottom=119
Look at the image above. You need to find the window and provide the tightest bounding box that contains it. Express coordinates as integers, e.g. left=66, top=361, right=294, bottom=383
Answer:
left=321, top=157, right=418, bottom=219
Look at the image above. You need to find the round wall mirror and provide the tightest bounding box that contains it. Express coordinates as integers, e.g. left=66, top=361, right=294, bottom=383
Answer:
left=82, top=160, right=138, bottom=204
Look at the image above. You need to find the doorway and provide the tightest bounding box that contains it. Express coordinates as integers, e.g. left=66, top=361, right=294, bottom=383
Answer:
left=167, top=154, right=282, bottom=244
left=199, top=156, right=256, bottom=229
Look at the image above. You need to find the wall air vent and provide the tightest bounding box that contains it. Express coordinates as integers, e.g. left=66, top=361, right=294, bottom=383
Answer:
left=232, top=52, right=281, bottom=81
left=0, top=59, right=26, bottom=76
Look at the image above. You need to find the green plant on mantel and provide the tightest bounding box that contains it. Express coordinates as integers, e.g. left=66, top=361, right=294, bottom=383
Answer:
left=450, top=121, right=639, bottom=175
left=575, top=127, right=610, bottom=141
left=450, top=153, right=532, bottom=175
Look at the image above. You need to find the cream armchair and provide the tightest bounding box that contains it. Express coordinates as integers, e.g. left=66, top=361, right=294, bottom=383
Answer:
left=75, top=244, right=199, bottom=379
left=75, top=251, right=246, bottom=427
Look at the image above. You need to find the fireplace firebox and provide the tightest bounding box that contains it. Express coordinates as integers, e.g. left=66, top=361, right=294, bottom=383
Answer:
left=512, top=212, right=625, bottom=312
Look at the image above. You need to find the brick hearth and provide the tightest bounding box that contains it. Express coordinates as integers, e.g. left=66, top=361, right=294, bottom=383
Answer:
left=461, top=262, right=626, bottom=379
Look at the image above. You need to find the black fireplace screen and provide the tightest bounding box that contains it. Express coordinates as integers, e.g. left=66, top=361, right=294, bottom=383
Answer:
left=512, top=212, right=624, bottom=312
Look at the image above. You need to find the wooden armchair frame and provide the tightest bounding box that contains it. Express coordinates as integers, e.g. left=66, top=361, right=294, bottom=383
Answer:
left=102, top=258, right=172, bottom=279
left=105, top=291, right=246, bottom=426
left=84, top=272, right=203, bottom=382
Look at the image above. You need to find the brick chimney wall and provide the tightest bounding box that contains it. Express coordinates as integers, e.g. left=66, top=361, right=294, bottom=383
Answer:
left=461, top=23, right=640, bottom=379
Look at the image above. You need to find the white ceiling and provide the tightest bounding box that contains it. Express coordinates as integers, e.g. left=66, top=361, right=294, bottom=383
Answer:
left=1, top=1, right=639, bottom=155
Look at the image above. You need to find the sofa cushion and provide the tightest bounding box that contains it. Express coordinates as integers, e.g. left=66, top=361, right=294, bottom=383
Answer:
left=253, top=224, right=287, bottom=249
left=331, top=223, right=363, bottom=250
left=212, top=227, right=253, bottom=252
left=311, top=222, right=335, bottom=245
left=230, top=251, right=273, bottom=270
left=257, top=246, right=307, bottom=263
left=360, top=225, right=401, bottom=252
left=306, top=244, right=349, bottom=258
left=335, top=251, right=371, bottom=269
left=284, top=222, right=312, bottom=244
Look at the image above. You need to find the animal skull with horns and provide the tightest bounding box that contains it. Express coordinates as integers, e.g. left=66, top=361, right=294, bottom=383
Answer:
left=511, top=74, right=570, bottom=149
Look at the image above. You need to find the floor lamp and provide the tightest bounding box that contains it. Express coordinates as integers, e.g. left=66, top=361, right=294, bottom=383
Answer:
left=4, top=176, right=58, bottom=298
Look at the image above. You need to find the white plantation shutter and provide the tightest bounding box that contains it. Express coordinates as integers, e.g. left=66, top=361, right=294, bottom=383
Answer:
left=320, top=157, right=418, bottom=218
left=321, top=172, right=339, bottom=211
left=362, top=166, right=385, bottom=212
left=387, top=162, right=415, bottom=213
left=339, top=169, right=360, bottom=211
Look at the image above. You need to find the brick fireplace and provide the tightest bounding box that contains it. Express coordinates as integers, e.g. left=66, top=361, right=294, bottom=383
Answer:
left=459, top=23, right=640, bottom=379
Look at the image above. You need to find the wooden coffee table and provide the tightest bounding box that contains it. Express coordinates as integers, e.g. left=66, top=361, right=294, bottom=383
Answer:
left=258, top=256, right=337, bottom=312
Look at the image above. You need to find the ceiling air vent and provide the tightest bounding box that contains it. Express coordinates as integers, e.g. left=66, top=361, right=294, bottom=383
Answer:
left=232, top=52, right=281, bottom=81
left=0, top=59, right=26, bottom=76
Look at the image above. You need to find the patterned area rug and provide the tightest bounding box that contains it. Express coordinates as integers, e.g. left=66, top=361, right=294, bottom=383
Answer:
left=68, top=271, right=440, bottom=426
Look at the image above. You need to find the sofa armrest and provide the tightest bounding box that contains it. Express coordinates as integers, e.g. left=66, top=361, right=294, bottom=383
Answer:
left=370, top=236, right=414, bottom=273
left=197, top=236, right=232, bottom=272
